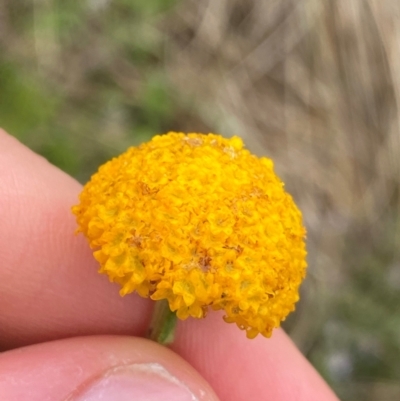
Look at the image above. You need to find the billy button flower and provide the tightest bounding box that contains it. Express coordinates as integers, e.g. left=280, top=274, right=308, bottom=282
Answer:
left=72, top=132, right=307, bottom=343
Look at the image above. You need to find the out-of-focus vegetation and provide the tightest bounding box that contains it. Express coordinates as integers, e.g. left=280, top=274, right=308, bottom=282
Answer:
left=0, top=0, right=193, bottom=181
left=1, top=1, right=400, bottom=400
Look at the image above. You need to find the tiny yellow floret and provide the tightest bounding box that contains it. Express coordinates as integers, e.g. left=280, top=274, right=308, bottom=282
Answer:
left=72, top=132, right=307, bottom=338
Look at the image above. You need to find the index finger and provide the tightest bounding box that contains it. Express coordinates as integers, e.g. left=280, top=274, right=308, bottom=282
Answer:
left=0, top=129, right=339, bottom=400
left=0, top=130, right=152, bottom=349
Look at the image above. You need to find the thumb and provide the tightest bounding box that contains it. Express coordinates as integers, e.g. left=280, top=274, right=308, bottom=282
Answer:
left=0, top=336, right=219, bottom=401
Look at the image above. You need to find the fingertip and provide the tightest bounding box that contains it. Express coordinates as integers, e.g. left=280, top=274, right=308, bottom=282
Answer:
left=0, top=130, right=152, bottom=349
left=0, top=336, right=220, bottom=401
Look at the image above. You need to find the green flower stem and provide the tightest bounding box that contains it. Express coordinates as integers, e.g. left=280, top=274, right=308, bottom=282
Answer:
left=148, top=299, right=177, bottom=345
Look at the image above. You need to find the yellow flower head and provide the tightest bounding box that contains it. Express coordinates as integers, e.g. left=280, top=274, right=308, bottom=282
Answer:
left=72, top=132, right=307, bottom=338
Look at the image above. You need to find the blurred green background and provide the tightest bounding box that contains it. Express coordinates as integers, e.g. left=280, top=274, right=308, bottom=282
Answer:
left=1, top=1, right=400, bottom=399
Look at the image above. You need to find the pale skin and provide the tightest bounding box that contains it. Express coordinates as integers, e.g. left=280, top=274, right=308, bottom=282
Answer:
left=0, top=129, right=340, bottom=400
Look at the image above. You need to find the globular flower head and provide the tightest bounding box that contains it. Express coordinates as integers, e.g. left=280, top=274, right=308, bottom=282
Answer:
left=72, top=132, right=307, bottom=338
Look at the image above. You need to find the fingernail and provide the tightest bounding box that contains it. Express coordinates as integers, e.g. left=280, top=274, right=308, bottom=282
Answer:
left=68, top=363, right=199, bottom=401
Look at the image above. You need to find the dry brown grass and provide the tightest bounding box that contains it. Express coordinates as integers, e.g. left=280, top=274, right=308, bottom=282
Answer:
left=164, top=0, right=400, bottom=232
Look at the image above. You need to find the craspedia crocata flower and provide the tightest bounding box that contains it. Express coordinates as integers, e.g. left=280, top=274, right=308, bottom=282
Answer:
left=72, top=132, right=307, bottom=339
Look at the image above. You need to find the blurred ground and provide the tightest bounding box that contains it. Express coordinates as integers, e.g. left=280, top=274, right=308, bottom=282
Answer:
left=1, top=1, right=400, bottom=400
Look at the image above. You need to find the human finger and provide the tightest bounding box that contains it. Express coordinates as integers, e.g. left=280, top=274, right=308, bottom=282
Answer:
left=0, top=130, right=152, bottom=349
left=173, top=312, right=339, bottom=401
left=0, top=335, right=219, bottom=401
